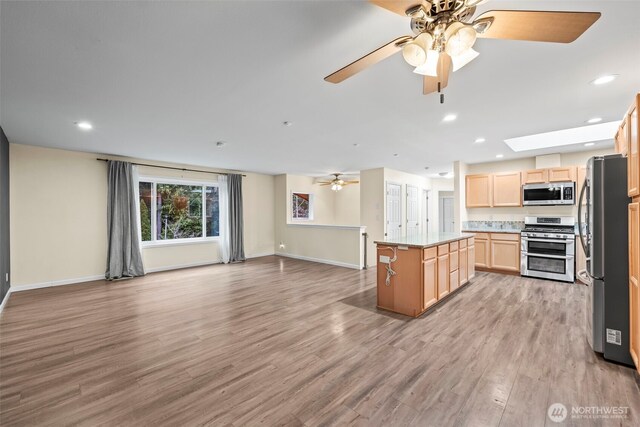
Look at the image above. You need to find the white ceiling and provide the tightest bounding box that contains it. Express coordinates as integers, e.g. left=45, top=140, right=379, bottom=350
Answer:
left=1, top=0, right=639, bottom=177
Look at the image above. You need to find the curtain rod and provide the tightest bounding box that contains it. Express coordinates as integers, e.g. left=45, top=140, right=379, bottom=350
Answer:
left=96, top=158, right=246, bottom=177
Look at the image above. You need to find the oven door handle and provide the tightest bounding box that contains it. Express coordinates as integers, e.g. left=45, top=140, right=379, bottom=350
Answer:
left=522, top=252, right=574, bottom=260
left=521, top=237, right=575, bottom=244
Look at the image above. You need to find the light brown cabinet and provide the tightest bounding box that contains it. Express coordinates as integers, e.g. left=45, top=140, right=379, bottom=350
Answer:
left=423, top=257, right=438, bottom=310
left=459, top=246, right=468, bottom=285
left=548, top=167, right=577, bottom=183
left=437, top=250, right=449, bottom=299
left=492, top=172, right=522, bottom=207
left=468, top=242, right=475, bottom=280
left=466, top=174, right=492, bottom=208
left=490, top=234, right=521, bottom=272
left=629, top=201, right=639, bottom=372
left=629, top=96, right=639, bottom=197
left=474, top=233, right=491, bottom=268
left=522, top=169, right=548, bottom=184
left=616, top=114, right=629, bottom=157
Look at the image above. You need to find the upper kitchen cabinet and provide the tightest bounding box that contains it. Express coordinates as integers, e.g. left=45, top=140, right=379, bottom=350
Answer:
left=466, top=174, right=492, bottom=208
left=629, top=94, right=639, bottom=197
left=548, top=167, right=577, bottom=183
left=522, top=169, right=548, bottom=184
left=493, top=172, right=521, bottom=207
left=616, top=114, right=629, bottom=157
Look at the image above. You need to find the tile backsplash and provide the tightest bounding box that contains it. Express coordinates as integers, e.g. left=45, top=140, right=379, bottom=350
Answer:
left=462, top=220, right=525, bottom=231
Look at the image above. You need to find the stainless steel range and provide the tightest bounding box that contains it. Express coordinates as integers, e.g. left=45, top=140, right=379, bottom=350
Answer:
left=520, top=216, right=575, bottom=283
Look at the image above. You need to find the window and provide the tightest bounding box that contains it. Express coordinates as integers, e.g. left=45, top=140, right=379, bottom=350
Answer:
left=292, top=192, right=313, bottom=220
left=139, top=178, right=219, bottom=244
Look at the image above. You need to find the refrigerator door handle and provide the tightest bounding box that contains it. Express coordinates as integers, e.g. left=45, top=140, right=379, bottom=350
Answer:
left=577, top=178, right=589, bottom=257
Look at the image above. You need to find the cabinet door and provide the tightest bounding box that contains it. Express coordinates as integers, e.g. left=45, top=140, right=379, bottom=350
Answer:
left=490, top=237, right=520, bottom=272
left=616, top=116, right=628, bottom=157
left=466, top=174, right=492, bottom=208
left=437, top=255, right=449, bottom=299
left=629, top=98, right=639, bottom=197
left=493, top=172, right=522, bottom=207
left=549, top=167, right=577, bottom=182
left=423, top=258, right=438, bottom=310
left=629, top=201, right=640, bottom=371
left=449, top=248, right=459, bottom=272
left=475, top=238, right=491, bottom=268
left=459, top=247, right=468, bottom=285
left=450, top=270, right=459, bottom=292
left=468, top=244, right=475, bottom=280
left=522, top=169, right=548, bottom=184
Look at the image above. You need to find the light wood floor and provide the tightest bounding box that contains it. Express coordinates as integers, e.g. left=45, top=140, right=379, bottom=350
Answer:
left=1, top=256, right=639, bottom=426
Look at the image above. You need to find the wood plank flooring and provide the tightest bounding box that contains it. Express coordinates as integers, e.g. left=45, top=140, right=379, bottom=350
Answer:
left=1, top=256, right=639, bottom=426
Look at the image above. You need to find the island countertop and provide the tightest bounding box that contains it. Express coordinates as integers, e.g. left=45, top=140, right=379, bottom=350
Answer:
left=374, top=232, right=475, bottom=249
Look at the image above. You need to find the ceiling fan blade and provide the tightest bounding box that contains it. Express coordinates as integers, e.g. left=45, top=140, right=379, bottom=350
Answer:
left=325, top=36, right=412, bottom=83
left=344, top=181, right=360, bottom=185
left=369, top=0, right=432, bottom=17
left=423, top=52, right=452, bottom=95
left=318, top=182, right=332, bottom=186
left=475, top=10, right=601, bottom=43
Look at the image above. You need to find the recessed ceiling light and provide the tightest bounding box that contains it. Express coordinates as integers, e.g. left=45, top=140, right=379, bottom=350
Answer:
left=75, top=121, right=93, bottom=130
left=393, top=153, right=399, bottom=157
left=424, top=166, right=430, bottom=170
left=475, top=137, right=486, bottom=143
left=216, top=141, right=226, bottom=147
left=496, top=154, right=504, bottom=159
left=353, top=143, right=360, bottom=147
left=591, top=74, right=618, bottom=85
left=443, top=114, right=457, bottom=122
left=584, top=142, right=595, bottom=147
left=438, top=172, right=449, bottom=177
left=586, top=117, right=602, bottom=124
left=282, top=121, right=292, bottom=127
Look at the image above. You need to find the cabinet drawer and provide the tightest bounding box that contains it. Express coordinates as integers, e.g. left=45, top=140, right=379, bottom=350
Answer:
left=474, top=232, right=490, bottom=240
left=423, top=247, right=437, bottom=260
left=450, top=241, right=459, bottom=252
left=438, top=244, right=449, bottom=256
left=459, top=239, right=467, bottom=249
left=490, top=233, right=520, bottom=242
left=467, top=237, right=474, bottom=247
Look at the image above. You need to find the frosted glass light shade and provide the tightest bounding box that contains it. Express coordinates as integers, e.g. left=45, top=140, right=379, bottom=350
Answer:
left=445, top=23, right=477, bottom=57
left=413, top=50, right=440, bottom=76
left=451, top=48, right=479, bottom=71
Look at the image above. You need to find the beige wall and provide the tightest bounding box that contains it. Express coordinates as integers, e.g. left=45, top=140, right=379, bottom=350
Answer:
left=460, top=148, right=614, bottom=223
left=10, top=144, right=275, bottom=287
left=274, top=174, right=363, bottom=268
left=360, top=168, right=385, bottom=267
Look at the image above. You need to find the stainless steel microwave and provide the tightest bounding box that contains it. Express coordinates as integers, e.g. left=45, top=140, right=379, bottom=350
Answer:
left=522, top=182, right=575, bottom=206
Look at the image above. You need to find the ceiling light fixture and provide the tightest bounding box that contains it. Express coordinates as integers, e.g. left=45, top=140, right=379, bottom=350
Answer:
left=586, top=117, right=602, bottom=124
left=443, top=114, right=457, bottom=122
left=475, top=137, right=486, bottom=143
left=591, top=74, right=618, bottom=85
left=496, top=154, right=504, bottom=159
left=584, top=142, right=595, bottom=147
left=75, top=121, right=93, bottom=130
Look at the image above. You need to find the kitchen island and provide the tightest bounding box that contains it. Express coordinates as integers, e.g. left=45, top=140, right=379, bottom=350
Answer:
left=375, top=233, right=476, bottom=317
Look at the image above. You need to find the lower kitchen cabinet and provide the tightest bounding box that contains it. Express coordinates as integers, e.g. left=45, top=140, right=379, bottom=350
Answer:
left=437, top=244, right=449, bottom=299
left=423, top=256, right=438, bottom=310
left=459, top=246, right=468, bottom=285
left=629, top=201, right=640, bottom=371
left=468, top=241, right=476, bottom=280
left=464, top=231, right=521, bottom=273
left=474, top=233, right=491, bottom=268
left=450, top=270, right=459, bottom=292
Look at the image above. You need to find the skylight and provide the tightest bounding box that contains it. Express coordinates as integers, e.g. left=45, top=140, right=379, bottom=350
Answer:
left=504, top=121, right=620, bottom=152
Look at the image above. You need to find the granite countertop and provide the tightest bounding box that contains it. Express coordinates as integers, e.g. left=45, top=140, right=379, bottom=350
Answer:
left=374, top=233, right=475, bottom=249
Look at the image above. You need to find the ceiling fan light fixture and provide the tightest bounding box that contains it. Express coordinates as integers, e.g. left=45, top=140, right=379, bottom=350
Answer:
left=451, top=48, right=479, bottom=71
left=472, top=17, right=493, bottom=35
left=445, top=23, right=477, bottom=57
left=331, top=183, right=343, bottom=192
left=465, top=0, right=488, bottom=7
left=413, top=49, right=440, bottom=76
left=402, top=33, right=433, bottom=67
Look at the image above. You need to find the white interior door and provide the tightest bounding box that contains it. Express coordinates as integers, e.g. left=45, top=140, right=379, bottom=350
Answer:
left=422, top=189, right=429, bottom=234
left=406, top=185, right=419, bottom=238
left=386, top=183, right=402, bottom=240
left=440, top=196, right=455, bottom=233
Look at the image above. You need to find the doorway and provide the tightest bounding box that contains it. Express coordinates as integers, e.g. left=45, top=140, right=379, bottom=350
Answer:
left=386, top=182, right=402, bottom=240
left=406, top=185, right=419, bottom=238
left=422, top=189, right=430, bottom=234
left=439, top=192, right=455, bottom=233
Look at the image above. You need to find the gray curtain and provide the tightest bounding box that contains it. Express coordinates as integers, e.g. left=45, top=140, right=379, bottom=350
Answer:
left=106, top=161, right=145, bottom=280
left=228, top=174, right=245, bottom=262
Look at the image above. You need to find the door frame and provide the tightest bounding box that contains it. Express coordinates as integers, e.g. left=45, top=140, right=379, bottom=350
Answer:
left=439, top=193, right=455, bottom=233
left=406, top=184, right=419, bottom=238
left=385, top=181, right=403, bottom=238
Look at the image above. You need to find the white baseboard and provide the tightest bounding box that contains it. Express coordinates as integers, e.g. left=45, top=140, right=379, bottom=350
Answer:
left=246, top=252, right=275, bottom=259
left=10, top=274, right=107, bottom=292
left=275, top=252, right=361, bottom=270
left=145, top=260, right=222, bottom=273
left=0, top=288, right=12, bottom=315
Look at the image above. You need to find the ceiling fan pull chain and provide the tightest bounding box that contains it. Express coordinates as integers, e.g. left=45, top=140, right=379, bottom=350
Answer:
left=440, top=93, right=445, bottom=104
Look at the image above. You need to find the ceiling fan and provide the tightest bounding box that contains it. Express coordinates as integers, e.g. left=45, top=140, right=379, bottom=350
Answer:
left=317, top=173, right=360, bottom=191
left=325, top=0, right=601, bottom=99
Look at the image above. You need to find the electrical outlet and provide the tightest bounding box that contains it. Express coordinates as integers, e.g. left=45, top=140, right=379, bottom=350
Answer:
left=379, top=255, right=390, bottom=264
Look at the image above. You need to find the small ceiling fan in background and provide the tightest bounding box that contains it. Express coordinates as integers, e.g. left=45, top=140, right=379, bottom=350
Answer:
left=324, top=0, right=601, bottom=101
left=317, top=173, right=360, bottom=191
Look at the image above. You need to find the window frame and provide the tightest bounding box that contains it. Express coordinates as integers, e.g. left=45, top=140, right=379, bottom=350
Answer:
left=291, top=191, right=314, bottom=221
left=138, top=176, right=220, bottom=247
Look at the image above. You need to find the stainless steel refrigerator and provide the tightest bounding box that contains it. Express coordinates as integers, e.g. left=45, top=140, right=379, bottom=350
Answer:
left=578, top=154, right=633, bottom=366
